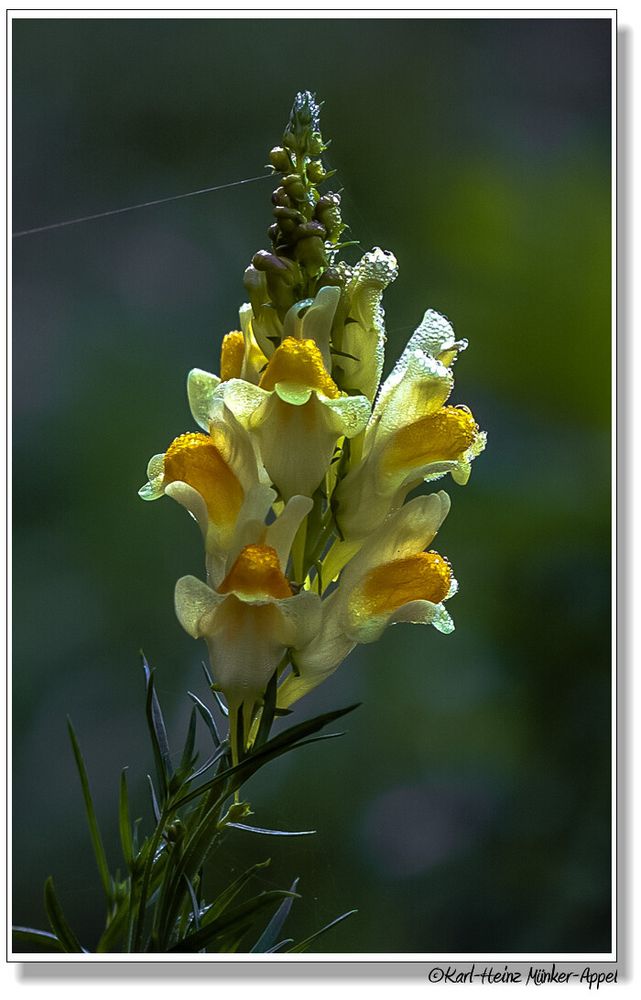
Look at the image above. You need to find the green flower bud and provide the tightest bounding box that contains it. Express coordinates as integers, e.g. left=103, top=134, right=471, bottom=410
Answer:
left=308, top=134, right=324, bottom=157
left=315, top=193, right=343, bottom=241
left=266, top=269, right=298, bottom=313
left=307, top=161, right=326, bottom=184
left=295, top=220, right=327, bottom=241
left=166, top=820, right=184, bottom=844
left=278, top=218, right=297, bottom=235
left=295, top=235, right=327, bottom=276
left=252, top=250, right=290, bottom=273
left=243, top=265, right=268, bottom=314
left=282, top=174, right=306, bottom=201
left=273, top=206, right=304, bottom=224
left=283, top=91, right=323, bottom=159
left=269, top=146, right=292, bottom=172
left=271, top=186, right=292, bottom=208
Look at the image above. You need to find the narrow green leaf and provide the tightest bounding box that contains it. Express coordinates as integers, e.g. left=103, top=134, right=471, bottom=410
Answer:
left=12, top=926, right=63, bottom=952
left=288, top=909, right=358, bottom=953
left=66, top=718, right=111, bottom=900
left=179, top=707, right=198, bottom=775
left=173, top=704, right=359, bottom=809
left=266, top=939, right=294, bottom=952
left=44, top=877, right=85, bottom=953
left=96, top=899, right=129, bottom=953
left=183, top=875, right=201, bottom=933
left=201, top=659, right=214, bottom=688
left=206, top=860, right=271, bottom=923
left=189, top=745, right=227, bottom=782
left=241, top=703, right=358, bottom=764
left=228, top=822, right=316, bottom=837
left=169, top=891, right=300, bottom=953
left=175, top=730, right=346, bottom=809
left=250, top=878, right=299, bottom=953
left=147, top=774, right=161, bottom=824
left=211, top=687, right=229, bottom=717
left=188, top=691, right=221, bottom=747
left=254, top=668, right=278, bottom=749
left=142, top=654, right=173, bottom=797
left=119, top=768, right=133, bottom=867
left=132, top=816, right=142, bottom=857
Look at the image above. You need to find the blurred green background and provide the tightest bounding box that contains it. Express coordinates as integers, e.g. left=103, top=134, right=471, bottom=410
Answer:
left=12, top=17, right=612, bottom=954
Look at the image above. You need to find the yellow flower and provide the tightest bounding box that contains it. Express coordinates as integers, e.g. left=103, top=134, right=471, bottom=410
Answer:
left=335, top=310, right=485, bottom=539
left=243, top=278, right=341, bottom=373
left=331, top=247, right=398, bottom=401
left=278, top=491, right=455, bottom=707
left=138, top=403, right=272, bottom=583
left=174, top=495, right=321, bottom=716
left=196, top=341, right=370, bottom=501
left=222, top=306, right=271, bottom=385
left=219, top=331, right=246, bottom=381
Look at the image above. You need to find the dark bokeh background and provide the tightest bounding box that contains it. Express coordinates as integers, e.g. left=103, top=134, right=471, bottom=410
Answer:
left=12, top=17, right=612, bottom=954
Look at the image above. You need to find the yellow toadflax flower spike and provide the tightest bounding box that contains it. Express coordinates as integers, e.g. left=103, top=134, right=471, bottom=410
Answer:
left=138, top=90, right=485, bottom=728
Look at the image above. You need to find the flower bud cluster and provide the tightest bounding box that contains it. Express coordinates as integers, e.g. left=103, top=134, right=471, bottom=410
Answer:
left=139, top=93, right=486, bottom=747
left=247, top=91, right=347, bottom=320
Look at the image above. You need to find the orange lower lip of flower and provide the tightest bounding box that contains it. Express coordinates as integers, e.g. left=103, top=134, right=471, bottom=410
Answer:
left=164, top=432, right=244, bottom=526
left=382, top=405, right=478, bottom=474
left=259, top=337, right=340, bottom=398
left=218, top=544, right=293, bottom=600
left=220, top=330, right=245, bottom=381
left=358, top=551, right=452, bottom=614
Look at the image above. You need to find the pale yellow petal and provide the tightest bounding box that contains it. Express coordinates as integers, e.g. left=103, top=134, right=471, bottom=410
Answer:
left=368, top=350, right=453, bottom=450
left=164, top=481, right=209, bottom=535
left=252, top=394, right=352, bottom=500
left=410, top=309, right=468, bottom=363
left=279, top=591, right=354, bottom=708
left=174, top=575, right=223, bottom=637
left=187, top=368, right=222, bottom=431
left=219, top=378, right=271, bottom=425
left=299, top=285, right=340, bottom=372
left=265, top=495, right=314, bottom=572
left=138, top=453, right=165, bottom=500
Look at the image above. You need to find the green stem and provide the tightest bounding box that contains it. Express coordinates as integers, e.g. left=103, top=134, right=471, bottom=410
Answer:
left=304, top=511, right=335, bottom=586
